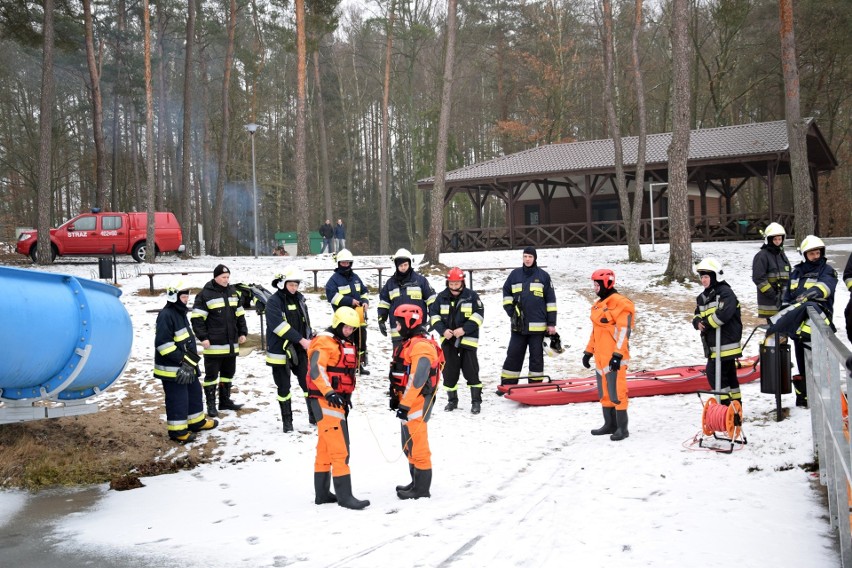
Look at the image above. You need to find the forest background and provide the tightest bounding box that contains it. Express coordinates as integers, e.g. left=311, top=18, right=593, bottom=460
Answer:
left=0, top=0, right=849, bottom=259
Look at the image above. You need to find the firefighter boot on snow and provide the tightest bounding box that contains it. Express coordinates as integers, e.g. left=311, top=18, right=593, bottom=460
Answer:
left=218, top=383, right=243, bottom=411
left=333, top=475, right=370, bottom=510
left=279, top=400, right=294, bottom=432
left=191, top=418, right=219, bottom=433
left=395, top=464, right=415, bottom=492
left=444, top=390, right=458, bottom=412
left=591, top=406, right=617, bottom=436
left=610, top=409, right=629, bottom=441
left=204, top=385, right=218, bottom=418
left=793, top=375, right=808, bottom=408
left=169, top=429, right=197, bottom=444
left=314, top=471, right=337, bottom=505
left=397, top=468, right=432, bottom=500
left=471, top=386, right=482, bottom=414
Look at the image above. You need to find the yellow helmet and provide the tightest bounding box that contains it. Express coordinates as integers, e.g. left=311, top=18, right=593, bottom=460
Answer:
left=166, top=280, right=190, bottom=303
left=335, top=249, right=354, bottom=263
left=762, top=222, right=786, bottom=244
left=695, top=258, right=723, bottom=276
left=332, top=306, right=360, bottom=328
left=799, top=235, right=826, bottom=256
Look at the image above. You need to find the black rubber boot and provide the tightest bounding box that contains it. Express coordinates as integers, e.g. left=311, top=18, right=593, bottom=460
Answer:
left=218, top=383, right=243, bottom=411
left=444, top=391, right=458, bottom=412
left=610, top=410, right=629, bottom=441
left=279, top=400, right=294, bottom=432
left=306, top=399, right=316, bottom=425
left=591, top=406, right=617, bottom=436
left=333, top=475, right=370, bottom=510
left=471, top=386, right=482, bottom=414
left=397, top=468, right=432, bottom=500
left=169, top=429, right=197, bottom=444
left=314, top=472, right=337, bottom=505
left=395, top=464, right=415, bottom=492
left=204, top=385, right=218, bottom=418
left=793, top=375, right=808, bottom=408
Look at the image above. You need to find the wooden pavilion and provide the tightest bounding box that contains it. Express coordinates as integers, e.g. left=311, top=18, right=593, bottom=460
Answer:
left=417, top=119, right=838, bottom=252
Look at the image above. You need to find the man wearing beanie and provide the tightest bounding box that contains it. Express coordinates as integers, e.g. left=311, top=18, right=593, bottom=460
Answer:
left=499, top=246, right=558, bottom=389
left=191, top=264, right=249, bottom=417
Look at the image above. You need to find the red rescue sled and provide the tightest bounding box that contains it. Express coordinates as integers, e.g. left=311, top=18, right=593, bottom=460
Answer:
left=500, top=356, right=760, bottom=406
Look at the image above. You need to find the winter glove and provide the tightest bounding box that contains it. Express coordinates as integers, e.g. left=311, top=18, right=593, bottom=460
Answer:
left=609, top=353, right=623, bottom=372
left=175, top=362, right=197, bottom=385
left=378, top=319, right=388, bottom=337
left=324, top=391, right=346, bottom=408
left=582, top=351, right=593, bottom=369
left=798, top=288, right=822, bottom=302
left=183, top=350, right=201, bottom=366
left=396, top=405, right=410, bottom=421
left=692, top=317, right=701, bottom=330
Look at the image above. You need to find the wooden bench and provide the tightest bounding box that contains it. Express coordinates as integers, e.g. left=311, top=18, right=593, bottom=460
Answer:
left=304, top=266, right=393, bottom=291
left=141, top=270, right=210, bottom=293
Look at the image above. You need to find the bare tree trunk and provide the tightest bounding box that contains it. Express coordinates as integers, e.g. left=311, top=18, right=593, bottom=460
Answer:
left=425, top=0, right=458, bottom=264
left=295, top=0, right=309, bottom=256
left=83, top=0, right=107, bottom=209
left=664, top=0, right=693, bottom=281
left=181, top=0, right=196, bottom=256
left=110, top=0, right=126, bottom=210
left=379, top=0, right=396, bottom=255
left=601, top=0, right=641, bottom=262
left=143, top=0, right=157, bottom=265
left=313, top=49, right=333, bottom=223
left=211, top=0, right=237, bottom=256
left=36, top=0, right=55, bottom=265
left=778, top=0, right=814, bottom=242
left=156, top=3, right=167, bottom=209
left=629, top=0, right=647, bottom=262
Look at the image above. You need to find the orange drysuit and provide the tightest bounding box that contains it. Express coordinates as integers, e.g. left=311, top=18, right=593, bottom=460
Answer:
left=307, top=332, right=358, bottom=477
left=585, top=293, right=635, bottom=410
left=392, top=336, right=441, bottom=470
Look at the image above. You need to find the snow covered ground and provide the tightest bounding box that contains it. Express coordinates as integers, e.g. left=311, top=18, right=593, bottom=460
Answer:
left=2, top=238, right=851, bottom=567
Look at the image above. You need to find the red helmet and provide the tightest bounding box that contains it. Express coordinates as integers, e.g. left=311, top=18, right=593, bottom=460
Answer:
left=591, top=268, right=616, bottom=289
left=393, top=303, right=424, bottom=333
left=447, top=267, right=465, bottom=282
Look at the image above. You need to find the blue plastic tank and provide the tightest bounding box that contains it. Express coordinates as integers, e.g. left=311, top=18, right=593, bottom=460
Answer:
left=0, top=266, right=133, bottom=402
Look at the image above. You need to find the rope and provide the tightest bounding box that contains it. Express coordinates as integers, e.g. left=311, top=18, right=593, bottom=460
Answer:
left=701, top=398, right=743, bottom=440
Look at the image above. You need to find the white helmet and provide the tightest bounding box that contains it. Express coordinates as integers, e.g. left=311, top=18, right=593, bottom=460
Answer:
left=695, top=258, right=723, bottom=276
left=166, top=280, right=190, bottom=303
left=393, top=248, right=413, bottom=263
left=335, top=249, right=354, bottom=263
left=273, top=266, right=304, bottom=289
left=763, top=222, right=786, bottom=245
left=799, top=235, right=826, bottom=257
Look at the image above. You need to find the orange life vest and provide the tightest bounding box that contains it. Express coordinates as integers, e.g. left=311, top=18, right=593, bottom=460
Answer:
left=307, top=335, right=358, bottom=397
left=389, top=335, right=445, bottom=393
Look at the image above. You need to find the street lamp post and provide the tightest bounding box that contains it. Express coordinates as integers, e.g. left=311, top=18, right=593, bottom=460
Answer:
left=648, top=182, right=668, bottom=252
left=245, top=123, right=260, bottom=257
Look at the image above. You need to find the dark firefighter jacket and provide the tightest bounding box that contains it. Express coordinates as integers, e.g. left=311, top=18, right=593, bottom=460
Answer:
left=326, top=266, right=370, bottom=310
left=265, top=288, right=313, bottom=366
left=502, top=266, right=557, bottom=334
left=155, top=301, right=199, bottom=380
left=377, top=268, right=437, bottom=342
left=190, top=280, right=248, bottom=357
left=429, top=286, right=484, bottom=350
left=693, top=280, right=743, bottom=360
left=751, top=243, right=791, bottom=318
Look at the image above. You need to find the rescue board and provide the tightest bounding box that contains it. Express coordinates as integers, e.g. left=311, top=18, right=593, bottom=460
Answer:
left=500, top=356, right=760, bottom=406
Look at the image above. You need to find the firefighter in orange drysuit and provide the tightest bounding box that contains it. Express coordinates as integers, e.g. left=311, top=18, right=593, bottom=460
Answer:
left=389, top=303, right=444, bottom=500
left=582, top=269, right=635, bottom=441
left=307, top=306, right=370, bottom=510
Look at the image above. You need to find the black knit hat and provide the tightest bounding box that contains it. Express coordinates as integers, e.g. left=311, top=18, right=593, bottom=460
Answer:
left=523, top=246, right=537, bottom=260
left=213, top=264, right=230, bottom=278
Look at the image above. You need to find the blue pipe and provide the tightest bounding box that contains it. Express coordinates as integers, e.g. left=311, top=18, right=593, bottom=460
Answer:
left=0, top=266, right=132, bottom=401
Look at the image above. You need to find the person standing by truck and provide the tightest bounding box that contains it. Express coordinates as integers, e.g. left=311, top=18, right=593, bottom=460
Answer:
left=191, top=264, right=248, bottom=418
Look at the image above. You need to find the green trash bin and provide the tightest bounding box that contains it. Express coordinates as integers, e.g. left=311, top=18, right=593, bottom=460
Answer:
left=309, top=231, right=323, bottom=254
left=274, top=231, right=298, bottom=256
left=737, top=220, right=749, bottom=236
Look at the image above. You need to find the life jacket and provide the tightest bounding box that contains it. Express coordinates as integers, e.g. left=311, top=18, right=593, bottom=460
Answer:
left=306, top=333, right=358, bottom=397
left=389, top=335, right=445, bottom=393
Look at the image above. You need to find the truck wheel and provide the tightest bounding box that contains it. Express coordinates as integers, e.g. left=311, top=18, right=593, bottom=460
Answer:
left=132, top=242, right=156, bottom=262
left=30, top=244, right=58, bottom=263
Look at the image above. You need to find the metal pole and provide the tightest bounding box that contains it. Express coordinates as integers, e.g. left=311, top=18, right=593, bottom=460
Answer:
left=251, top=131, right=258, bottom=258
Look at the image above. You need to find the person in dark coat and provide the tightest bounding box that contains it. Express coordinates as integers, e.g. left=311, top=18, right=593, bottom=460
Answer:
left=191, top=264, right=248, bottom=418
left=499, top=246, right=557, bottom=388
left=752, top=222, right=791, bottom=321
left=693, top=258, right=743, bottom=408
left=778, top=235, right=838, bottom=407
left=155, top=282, right=218, bottom=443
left=325, top=248, right=370, bottom=374
left=266, top=266, right=314, bottom=432
left=429, top=267, right=485, bottom=414
left=377, top=248, right=437, bottom=347
left=843, top=252, right=852, bottom=345
left=319, top=219, right=333, bottom=254
left=333, top=219, right=346, bottom=253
